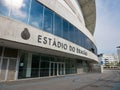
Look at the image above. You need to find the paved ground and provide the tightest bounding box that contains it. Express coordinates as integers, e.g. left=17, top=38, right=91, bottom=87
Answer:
left=0, top=70, right=120, bottom=90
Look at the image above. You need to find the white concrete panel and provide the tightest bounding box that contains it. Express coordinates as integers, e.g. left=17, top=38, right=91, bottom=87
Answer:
left=0, top=17, right=98, bottom=62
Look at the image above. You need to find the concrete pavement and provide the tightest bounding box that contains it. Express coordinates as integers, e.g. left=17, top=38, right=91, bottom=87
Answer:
left=0, top=70, right=120, bottom=90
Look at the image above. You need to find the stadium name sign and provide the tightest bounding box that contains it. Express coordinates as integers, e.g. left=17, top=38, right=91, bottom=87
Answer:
left=38, top=35, right=87, bottom=56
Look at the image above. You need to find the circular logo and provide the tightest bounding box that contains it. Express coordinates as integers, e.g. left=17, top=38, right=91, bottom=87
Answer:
left=21, top=28, right=30, bottom=40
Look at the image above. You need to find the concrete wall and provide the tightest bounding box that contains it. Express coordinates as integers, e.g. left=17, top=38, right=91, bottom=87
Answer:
left=0, top=16, right=98, bottom=62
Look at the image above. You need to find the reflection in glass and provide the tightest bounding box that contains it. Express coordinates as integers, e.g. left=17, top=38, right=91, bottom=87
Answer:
left=53, top=14, right=63, bottom=37
left=84, top=36, right=87, bottom=49
left=81, top=33, right=84, bottom=47
left=44, top=7, right=53, bottom=34
left=18, top=52, right=28, bottom=79
left=65, top=59, right=76, bottom=74
left=29, top=0, right=43, bottom=29
left=63, top=19, right=69, bottom=40
left=0, top=0, right=97, bottom=55
left=77, top=31, right=82, bottom=46
left=74, top=28, right=79, bottom=44
left=10, top=0, right=30, bottom=23
left=0, top=0, right=10, bottom=16
left=69, top=24, right=75, bottom=43
left=85, top=37, right=89, bottom=50
left=89, top=38, right=92, bottom=51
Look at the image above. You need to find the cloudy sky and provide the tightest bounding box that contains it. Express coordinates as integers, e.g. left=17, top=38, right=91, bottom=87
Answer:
left=94, top=0, right=120, bottom=54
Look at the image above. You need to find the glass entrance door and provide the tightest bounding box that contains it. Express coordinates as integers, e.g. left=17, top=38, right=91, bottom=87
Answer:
left=50, top=62, right=57, bottom=76
left=7, top=58, right=17, bottom=80
left=58, top=63, right=64, bottom=75
left=0, top=58, right=8, bottom=81
left=50, top=62, right=65, bottom=76
left=0, top=58, right=17, bottom=81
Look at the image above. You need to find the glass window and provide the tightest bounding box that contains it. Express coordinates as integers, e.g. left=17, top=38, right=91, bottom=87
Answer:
left=40, top=61, right=49, bottom=77
left=29, top=0, right=43, bottom=29
left=4, top=47, right=18, bottom=58
left=0, top=46, right=3, bottom=56
left=84, top=36, right=88, bottom=50
left=63, top=19, right=69, bottom=40
left=40, top=55, right=50, bottom=77
left=87, top=39, right=90, bottom=50
left=69, top=24, right=75, bottom=43
left=53, top=14, right=62, bottom=37
left=65, top=59, right=77, bottom=74
left=31, top=55, right=40, bottom=78
left=10, top=0, right=30, bottom=23
left=81, top=33, right=85, bottom=48
left=74, top=28, right=79, bottom=44
left=95, top=46, right=97, bottom=54
left=43, top=7, right=53, bottom=34
left=84, top=36, right=88, bottom=49
left=88, top=39, right=91, bottom=51
left=77, top=31, right=82, bottom=46
left=92, top=43, right=97, bottom=54
left=0, top=0, right=10, bottom=16
left=18, top=52, right=28, bottom=79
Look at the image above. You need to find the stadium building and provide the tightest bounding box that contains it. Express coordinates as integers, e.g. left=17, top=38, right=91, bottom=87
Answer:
left=0, top=0, right=98, bottom=81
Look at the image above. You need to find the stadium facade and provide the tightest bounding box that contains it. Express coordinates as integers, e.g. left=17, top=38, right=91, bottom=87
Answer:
left=0, top=0, right=98, bottom=81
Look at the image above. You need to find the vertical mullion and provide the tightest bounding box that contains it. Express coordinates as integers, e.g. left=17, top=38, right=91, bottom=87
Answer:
left=5, top=58, right=9, bottom=81
left=39, top=56, right=41, bottom=77
left=49, top=62, right=51, bottom=76
left=15, top=49, right=20, bottom=80
left=0, top=47, right=5, bottom=74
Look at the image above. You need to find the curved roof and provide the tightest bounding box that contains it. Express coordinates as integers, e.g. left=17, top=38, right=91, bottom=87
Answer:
left=77, top=0, right=96, bottom=35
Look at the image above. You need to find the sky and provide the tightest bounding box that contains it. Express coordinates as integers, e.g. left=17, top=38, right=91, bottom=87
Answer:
left=94, top=0, right=120, bottom=54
